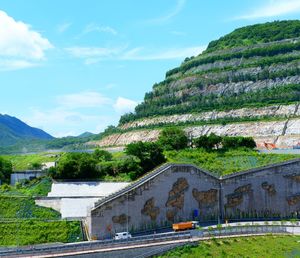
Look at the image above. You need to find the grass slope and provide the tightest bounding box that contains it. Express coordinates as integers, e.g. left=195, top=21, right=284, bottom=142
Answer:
left=0, top=220, right=82, bottom=246
left=0, top=177, right=83, bottom=246
left=165, top=149, right=300, bottom=176
left=2, top=153, right=58, bottom=170
left=0, top=196, right=60, bottom=220
left=158, top=235, right=300, bottom=258
left=0, top=177, right=53, bottom=197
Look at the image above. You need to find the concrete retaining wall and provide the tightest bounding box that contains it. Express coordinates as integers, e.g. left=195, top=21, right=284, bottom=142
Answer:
left=10, top=171, right=45, bottom=185
left=88, top=160, right=300, bottom=240
left=35, top=198, right=61, bottom=213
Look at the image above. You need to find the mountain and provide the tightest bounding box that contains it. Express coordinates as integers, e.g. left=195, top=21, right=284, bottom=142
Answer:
left=94, top=20, right=300, bottom=149
left=77, top=132, right=95, bottom=138
left=0, top=114, right=53, bottom=146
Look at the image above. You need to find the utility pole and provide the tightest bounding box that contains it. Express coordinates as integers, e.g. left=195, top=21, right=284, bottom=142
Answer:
left=127, top=191, right=129, bottom=235
left=188, top=131, right=193, bottom=148
left=218, top=181, right=223, bottom=225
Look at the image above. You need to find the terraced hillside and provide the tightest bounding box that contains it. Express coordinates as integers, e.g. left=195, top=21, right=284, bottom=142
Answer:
left=94, top=20, right=300, bottom=148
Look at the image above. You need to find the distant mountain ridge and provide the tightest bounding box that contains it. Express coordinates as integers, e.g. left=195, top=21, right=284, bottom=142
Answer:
left=77, top=132, right=95, bottom=138
left=0, top=114, right=53, bottom=146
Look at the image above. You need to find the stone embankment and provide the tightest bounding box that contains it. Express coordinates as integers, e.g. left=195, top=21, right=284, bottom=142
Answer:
left=91, top=117, right=300, bottom=149
left=120, top=103, right=300, bottom=130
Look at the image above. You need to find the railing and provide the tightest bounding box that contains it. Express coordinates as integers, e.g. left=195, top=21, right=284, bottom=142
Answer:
left=133, top=242, right=192, bottom=258
left=0, top=231, right=191, bottom=257
left=199, top=224, right=289, bottom=237
left=0, top=223, right=296, bottom=257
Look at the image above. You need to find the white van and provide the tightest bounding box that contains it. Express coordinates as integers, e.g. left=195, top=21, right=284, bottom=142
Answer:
left=114, top=232, right=132, bottom=240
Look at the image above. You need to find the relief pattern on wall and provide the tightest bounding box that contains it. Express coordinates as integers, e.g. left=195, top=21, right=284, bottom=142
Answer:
left=166, top=209, right=176, bottom=222
left=284, top=174, right=300, bottom=183
left=165, top=177, right=189, bottom=209
left=165, top=177, right=189, bottom=222
left=225, top=184, right=252, bottom=208
left=261, top=182, right=276, bottom=196
left=287, top=194, right=300, bottom=206
left=112, top=214, right=131, bottom=225
left=192, top=188, right=218, bottom=208
left=141, top=197, right=160, bottom=220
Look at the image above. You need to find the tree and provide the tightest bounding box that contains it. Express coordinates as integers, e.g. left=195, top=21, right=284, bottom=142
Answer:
left=54, top=153, right=98, bottom=179
left=0, top=157, right=12, bottom=184
left=28, top=162, right=43, bottom=170
left=194, top=133, right=222, bottom=150
left=239, top=137, right=257, bottom=149
left=157, top=127, right=188, bottom=151
left=97, top=156, right=142, bottom=179
left=125, top=141, right=166, bottom=173
left=93, top=149, right=112, bottom=162
left=222, top=136, right=256, bottom=149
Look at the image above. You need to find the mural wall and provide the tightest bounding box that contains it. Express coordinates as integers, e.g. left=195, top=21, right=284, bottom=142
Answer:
left=88, top=160, right=300, bottom=239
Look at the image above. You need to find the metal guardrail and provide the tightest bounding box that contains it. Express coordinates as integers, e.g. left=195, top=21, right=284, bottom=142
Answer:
left=0, top=231, right=191, bottom=257
left=133, top=242, right=191, bottom=258
left=200, top=225, right=289, bottom=237
left=0, top=224, right=295, bottom=257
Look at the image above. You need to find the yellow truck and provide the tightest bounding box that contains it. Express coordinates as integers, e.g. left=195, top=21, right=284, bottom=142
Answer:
left=172, top=221, right=199, bottom=231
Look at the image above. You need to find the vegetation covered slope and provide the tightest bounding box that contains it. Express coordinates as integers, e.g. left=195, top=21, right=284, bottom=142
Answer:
left=158, top=235, right=300, bottom=258
left=0, top=177, right=83, bottom=246
left=0, top=220, right=82, bottom=246
left=2, top=153, right=58, bottom=171
left=0, top=114, right=53, bottom=146
left=166, top=149, right=300, bottom=176
left=119, top=20, right=300, bottom=127
left=0, top=177, right=53, bottom=196
left=206, top=20, right=300, bottom=52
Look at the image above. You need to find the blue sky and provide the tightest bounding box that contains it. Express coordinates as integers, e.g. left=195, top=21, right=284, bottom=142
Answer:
left=1, top=0, right=300, bottom=137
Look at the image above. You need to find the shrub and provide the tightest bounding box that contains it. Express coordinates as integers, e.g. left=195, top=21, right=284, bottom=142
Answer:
left=157, top=127, right=188, bottom=150
left=222, top=136, right=256, bottom=150
left=93, top=149, right=113, bottom=162
left=97, top=156, right=142, bottom=178
left=0, top=157, right=12, bottom=184
left=54, top=153, right=98, bottom=179
left=193, top=133, right=222, bottom=150
left=28, top=162, right=43, bottom=170
left=126, top=141, right=166, bottom=172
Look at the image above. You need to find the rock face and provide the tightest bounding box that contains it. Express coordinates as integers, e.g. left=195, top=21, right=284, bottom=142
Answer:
left=120, top=104, right=300, bottom=130
left=93, top=21, right=300, bottom=149
left=94, top=118, right=300, bottom=148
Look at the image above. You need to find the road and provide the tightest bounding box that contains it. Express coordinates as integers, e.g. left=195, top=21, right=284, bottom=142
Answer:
left=0, top=221, right=299, bottom=258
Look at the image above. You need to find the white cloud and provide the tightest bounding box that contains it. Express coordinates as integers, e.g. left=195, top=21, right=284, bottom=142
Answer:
left=0, top=10, right=53, bottom=71
left=83, top=23, right=117, bottom=35
left=236, top=0, right=300, bottom=20
left=66, top=45, right=206, bottom=64
left=104, top=83, right=117, bottom=89
left=23, top=93, right=138, bottom=136
left=122, top=46, right=206, bottom=60
left=147, top=0, right=186, bottom=24
left=0, top=10, right=53, bottom=59
left=57, top=91, right=112, bottom=109
left=25, top=107, right=112, bottom=137
left=65, top=46, right=124, bottom=65
left=170, top=30, right=186, bottom=36
left=65, top=47, right=122, bottom=58
left=0, top=59, right=37, bottom=71
left=113, top=97, right=138, bottom=114
left=57, top=22, right=72, bottom=33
